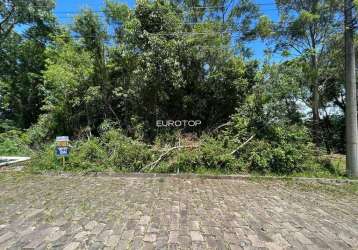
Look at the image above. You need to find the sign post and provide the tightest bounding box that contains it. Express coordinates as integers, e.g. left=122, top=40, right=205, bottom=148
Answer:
left=55, top=136, right=70, bottom=166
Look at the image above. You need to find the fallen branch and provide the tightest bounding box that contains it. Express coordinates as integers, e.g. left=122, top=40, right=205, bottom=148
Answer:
left=230, top=134, right=255, bottom=155
left=212, top=122, right=232, bottom=132
left=143, top=145, right=199, bottom=171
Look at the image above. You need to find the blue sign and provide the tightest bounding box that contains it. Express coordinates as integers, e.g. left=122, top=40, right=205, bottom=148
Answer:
left=56, top=147, right=70, bottom=157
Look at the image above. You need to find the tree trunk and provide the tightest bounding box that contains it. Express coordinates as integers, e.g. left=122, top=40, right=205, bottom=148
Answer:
left=309, top=1, right=321, bottom=148
left=312, top=75, right=320, bottom=147
left=311, top=51, right=320, bottom=148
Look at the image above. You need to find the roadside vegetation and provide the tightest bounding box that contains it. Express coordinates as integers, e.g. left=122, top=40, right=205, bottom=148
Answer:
left=0, top=0, right=353, bottom=178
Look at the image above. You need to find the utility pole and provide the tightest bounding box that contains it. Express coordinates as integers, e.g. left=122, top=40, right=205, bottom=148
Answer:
left=345, top=0, right=358, bottom=177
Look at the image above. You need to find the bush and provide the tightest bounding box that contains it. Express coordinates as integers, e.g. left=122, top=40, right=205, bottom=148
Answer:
left=29, top=144, right=59, bottom=173
left=66, top=138, right=108, bottom=171
left=26, top=114, right=57, bottom=148
left=243, top=124, right=313, bottom=174
left=0, top=130, right=31, bottom=156
left=160, top=135, right=241, bottom=174
left=28, top=119, right=314, bottom=175
left=30, top=127, right=154, bottom=172
left=102, top=129, right=153, bottom=171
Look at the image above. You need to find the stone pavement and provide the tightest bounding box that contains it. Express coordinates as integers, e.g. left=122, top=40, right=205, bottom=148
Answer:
left=0, top=173, right=357, bottom=249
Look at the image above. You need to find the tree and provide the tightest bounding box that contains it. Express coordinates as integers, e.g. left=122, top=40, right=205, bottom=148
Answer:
left=0, top=0, right=56, bottom=129
left=263, top=0, right=341, bottom=148
left=0, top=0, right=55, bottom=42
left=73, top=9, right=119, bottom=123
left=104, top=1, right=258, bottom=139
left=42, top=31, right=95, bottom=134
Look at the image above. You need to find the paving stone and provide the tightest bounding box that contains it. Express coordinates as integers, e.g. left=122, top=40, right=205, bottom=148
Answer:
left=190, top=231, right=204, bottom=242
left=0, top=173, right=357, bottom=249
left=85, top=221, right=98, bottom=231
left=23, top=237, right=45, bottom=249
left=91, top=223, right=106, bottom=235
left=191, top=221, right=200, bottom=231
left=139, top=216, right=151, bottom=225
left=168, top=231, right=179, bottom=244
left=121, top=230, right=135, bottom=240
left=88, top=241, right=105, bottom=250
left=131, top=236, right=143, bottom=249
left=294, top=231, right=313, bottom=245
left=142, top=242, right=156, bottom=250
left=63, top=242, right=80, bottom=250
left=74, top=230, right=89, bottom=240
left=45, top=229, right=66, bottom=242
left=143, top=233, right=157, bottom=242
left=105, top=234, right=121, bottom=247
left=0, top=231, right=14, bottom=243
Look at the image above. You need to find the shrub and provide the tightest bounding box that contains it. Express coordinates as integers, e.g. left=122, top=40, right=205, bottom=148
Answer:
left=162, top=135, right=241, bottom=174
left=29, top=144, right=59, bottom=173
left=242, top=124, right=313, bottom=174
left=0, top=130, right=31, bottom=156
left=66, top=138, right=108, bottom=171
left=30, top=127, right=154, bottom=172
left=26, top=114, right=57, bottom=148
left=101, top=129, right=153, bottom=171
left=245, top=140, right=273, bottom=173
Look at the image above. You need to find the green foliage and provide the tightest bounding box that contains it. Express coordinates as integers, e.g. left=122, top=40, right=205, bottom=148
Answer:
left=0, top=0, right=349, bottom=177
left=256, top=15, right=274, bottom=38
left=101, top=129, right=153, bottom=171
left=29, top=144, right=59, bottom=173
left=65, top=138, right=107, bottom=171
left=244, top=125, right=313, bottom=174
left=0, top=1, right=56, bottom=129
left=42, top=31, right=96, bottom=134
left=155, top=135, right=241, bottom=174
left=226, top=71, right=314, bottom=175
left=29, top=125, right=153, bottom=172
left=0, top=130, right=31, bottom=156
left=26, top=114, right=57, bottom=147
left=0, top=0, right=55, bottom=42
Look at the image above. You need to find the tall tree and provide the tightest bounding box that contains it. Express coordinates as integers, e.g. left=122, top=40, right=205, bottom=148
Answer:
left=0, top=0, right=55, bottom=43
left=0, top=0, right=55, bottom=129
left=264, top=0, right=341, bottom=147
left=73, top=10, right=117, bottom=122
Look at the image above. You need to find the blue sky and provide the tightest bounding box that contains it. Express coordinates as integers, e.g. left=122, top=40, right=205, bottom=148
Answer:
left=53, top=0, right=279, bottom=60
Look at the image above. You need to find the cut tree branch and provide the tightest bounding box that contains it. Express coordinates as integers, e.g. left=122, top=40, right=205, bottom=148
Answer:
left=142, top=145, right=199, bottom=171
left=230, top=134, right=255, bottom=155
left=212, top=121, right=232, bottom=132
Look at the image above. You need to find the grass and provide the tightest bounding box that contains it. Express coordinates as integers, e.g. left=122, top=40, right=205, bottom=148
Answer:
left=285, top=181, right=358, bottom=196
left=292, top=154, right=347, bottom=178
left=0, top=171, right=30, bottom=182
left=247, top=175, right=358, bottom=196
left=247, top=154, right=349, bottom=179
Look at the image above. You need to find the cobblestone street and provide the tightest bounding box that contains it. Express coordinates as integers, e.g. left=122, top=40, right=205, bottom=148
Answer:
left=0, top=173, right=357, bottom=249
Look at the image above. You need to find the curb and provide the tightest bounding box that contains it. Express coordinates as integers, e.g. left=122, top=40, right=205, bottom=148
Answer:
left=0, top=157, right=31, bottom=168
left=39, top=172, right=358, bottom=184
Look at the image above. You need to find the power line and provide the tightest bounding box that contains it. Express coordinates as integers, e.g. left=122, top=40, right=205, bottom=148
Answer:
left=12, top=2, right=279, bottom=9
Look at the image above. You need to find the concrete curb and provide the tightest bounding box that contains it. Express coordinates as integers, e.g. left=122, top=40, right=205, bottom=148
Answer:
left=39, top=172, right=358, bottom=184
left=0, top=157, right=31, bottom=167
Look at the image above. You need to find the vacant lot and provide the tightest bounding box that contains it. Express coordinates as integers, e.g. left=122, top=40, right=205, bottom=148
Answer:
left=0, top=172, right=357, bottom=249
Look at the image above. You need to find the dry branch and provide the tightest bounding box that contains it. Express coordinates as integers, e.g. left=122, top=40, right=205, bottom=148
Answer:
left=230, top=134, right=255, bottom=155
left=212, top=121, right=232, bottom=132
left=143, top=145, right=199, bottom=171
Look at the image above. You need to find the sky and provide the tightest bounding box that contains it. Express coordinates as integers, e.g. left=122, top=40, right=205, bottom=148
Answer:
left=53, top=0, right=279, bottom=60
